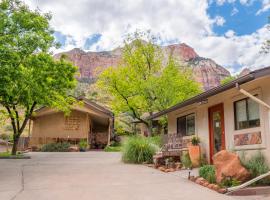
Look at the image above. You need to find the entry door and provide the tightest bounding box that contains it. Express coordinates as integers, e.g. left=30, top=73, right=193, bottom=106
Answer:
left=208, top=103, right=225, bottom=163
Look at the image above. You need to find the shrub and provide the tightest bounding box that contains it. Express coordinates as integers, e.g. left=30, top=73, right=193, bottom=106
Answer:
left=199, top=165, right=216, bottom=183
left=191, top=136, right=200, bottom=146
left=241, top=151, right=270, bottom=185
left=41, top=142, right=70, bottom=152
left=122, top=136, right=158, bottom=164
left=79, top=139, right=88, bottom=150
left=181, top=152, right=192, bottom=169
left=220, top=176, right=241, bottom=188
left=147, top=135, right=162, bottom=148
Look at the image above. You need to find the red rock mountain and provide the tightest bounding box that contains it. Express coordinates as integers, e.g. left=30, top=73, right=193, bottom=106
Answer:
left=55, top=43, right=231, bottom=90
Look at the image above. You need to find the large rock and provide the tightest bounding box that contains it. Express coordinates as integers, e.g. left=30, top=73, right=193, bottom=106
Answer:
left=213, top=150, right=250, bottom=183
left=55, top=43, right=230, bottom=91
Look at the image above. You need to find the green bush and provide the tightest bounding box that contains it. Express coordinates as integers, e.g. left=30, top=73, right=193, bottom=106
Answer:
left=199, top=165, right=216, bottom=183
left=241, top=152, right=270, bottom=185
left=79, top=139, right=88, bottom=150
left=181, top=152, right=192, bottom=169
left=220, top=176, right=241, bottom=188
left=41, top=142, right=70, bottom=152
left=147, top=135, right=162, bottom=147
left=122, top=136, right=158, bottom=164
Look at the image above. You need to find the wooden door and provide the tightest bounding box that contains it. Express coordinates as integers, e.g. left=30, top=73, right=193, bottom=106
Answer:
left=208, top=103, right=225, bottom=163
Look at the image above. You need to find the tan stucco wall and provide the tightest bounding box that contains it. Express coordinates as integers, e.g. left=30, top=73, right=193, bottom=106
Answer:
left=31, top=110, right=89, bottom=144
left=167, top=76, right=270, bottom=162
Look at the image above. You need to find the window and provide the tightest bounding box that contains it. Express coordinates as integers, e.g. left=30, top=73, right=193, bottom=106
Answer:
left=234, top=96, right=260, bottom=130
left=177, top=113, right=195, bottom=136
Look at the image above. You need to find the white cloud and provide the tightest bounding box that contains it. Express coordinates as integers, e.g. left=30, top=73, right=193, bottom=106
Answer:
left=256, top=0, right=270, bottom=15
left=225, top=30, right=236, bottom=37
left=231, top=7, right=239, bottom=15
left=23, top=0, right=270, bottom=72
left=214, top=16, right=226, bottom=26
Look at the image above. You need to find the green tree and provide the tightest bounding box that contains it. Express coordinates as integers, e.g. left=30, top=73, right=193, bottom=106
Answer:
left=97, top=31, right=201, bottom=134
left=0, top=0, right=77, bottom=155
left=220, top=75, right=236, bottom=85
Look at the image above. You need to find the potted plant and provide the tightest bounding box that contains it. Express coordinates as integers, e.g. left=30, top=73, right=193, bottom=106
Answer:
left=79, top=139, right=88, bottom=152
left=188, top=136, right=201, bottom=167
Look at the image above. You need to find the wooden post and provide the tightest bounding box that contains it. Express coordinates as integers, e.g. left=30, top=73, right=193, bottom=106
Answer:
left=107, top=119, right=111, bottom=146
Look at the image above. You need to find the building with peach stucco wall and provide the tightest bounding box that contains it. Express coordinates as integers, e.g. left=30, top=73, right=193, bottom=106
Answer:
left=150, top=67, right=270, bottom=163
left=29, top=97, right=114, bottom=149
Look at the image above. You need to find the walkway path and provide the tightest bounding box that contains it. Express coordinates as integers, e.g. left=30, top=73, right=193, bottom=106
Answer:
left=0, top=152, right=263, bottom=200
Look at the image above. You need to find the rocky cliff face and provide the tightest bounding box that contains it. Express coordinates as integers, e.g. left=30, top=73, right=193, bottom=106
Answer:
left=55, top=43, right=231, bottom=90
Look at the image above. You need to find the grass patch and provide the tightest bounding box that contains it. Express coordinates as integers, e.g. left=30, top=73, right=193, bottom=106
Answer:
left=0, top=152, right=27, bottom=159
left=122, top=136, right=159, bottom=164
left=104, top=146, right=122, bottom=152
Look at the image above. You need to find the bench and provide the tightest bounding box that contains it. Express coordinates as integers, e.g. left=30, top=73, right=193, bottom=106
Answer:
left=153, top=134, right=191, bottom=167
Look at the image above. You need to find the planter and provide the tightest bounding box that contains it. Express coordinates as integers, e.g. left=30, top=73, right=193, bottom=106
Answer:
left=188, top=145, right=200, bottom=167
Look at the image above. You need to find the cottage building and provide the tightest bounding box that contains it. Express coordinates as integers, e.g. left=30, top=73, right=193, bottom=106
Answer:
left=150, top=67, right=270, bottom=163
left=29, top=97, right=114, bottom=149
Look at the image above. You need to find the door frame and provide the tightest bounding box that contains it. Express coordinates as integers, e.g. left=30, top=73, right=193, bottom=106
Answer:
left=208, top=103, right=226, bottom=163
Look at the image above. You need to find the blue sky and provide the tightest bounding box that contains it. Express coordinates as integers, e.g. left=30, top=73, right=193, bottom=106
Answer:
left=208, top=0, right=269, bottom=35
left=25, top=0, right=270, bottom=73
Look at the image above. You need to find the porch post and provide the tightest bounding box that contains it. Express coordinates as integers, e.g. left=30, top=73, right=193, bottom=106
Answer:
left=107, top=119, right=112, bottom=146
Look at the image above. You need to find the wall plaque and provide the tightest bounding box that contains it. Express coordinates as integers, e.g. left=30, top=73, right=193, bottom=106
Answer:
left=234, top=132, right=262, bottom=146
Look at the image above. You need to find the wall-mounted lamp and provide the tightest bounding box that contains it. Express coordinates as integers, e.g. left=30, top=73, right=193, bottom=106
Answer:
left=198, top=99, right=208, bottom=105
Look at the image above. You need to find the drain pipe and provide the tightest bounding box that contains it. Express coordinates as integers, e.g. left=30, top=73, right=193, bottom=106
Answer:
left=235, top=83, right=270, bottom=109
left=227, top=171, right=270, bottom=194
left=226, top=83, right=270, bottom=194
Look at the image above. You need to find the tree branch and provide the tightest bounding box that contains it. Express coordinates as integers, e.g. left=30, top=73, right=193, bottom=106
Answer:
left=19, top=101, right=36, bottom=134
left=5, top=106, right=17, bottom=135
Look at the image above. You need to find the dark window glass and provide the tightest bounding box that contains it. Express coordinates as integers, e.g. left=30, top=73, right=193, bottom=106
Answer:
left=234, top=96, right=260, bottom=130
left=177, top=113, right=195, bottom=136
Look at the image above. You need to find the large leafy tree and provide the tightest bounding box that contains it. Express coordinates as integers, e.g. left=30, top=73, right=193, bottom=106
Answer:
left=0, top=0, right=77, bottom=154
left=98, top=32, right=201, bottom=134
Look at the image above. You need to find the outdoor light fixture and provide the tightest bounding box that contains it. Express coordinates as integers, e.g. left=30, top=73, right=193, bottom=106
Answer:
left=198, top=99, right=208, bottom=105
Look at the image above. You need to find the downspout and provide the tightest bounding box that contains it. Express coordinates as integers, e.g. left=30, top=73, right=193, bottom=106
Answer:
left=235, top=83, right=270, bottom=109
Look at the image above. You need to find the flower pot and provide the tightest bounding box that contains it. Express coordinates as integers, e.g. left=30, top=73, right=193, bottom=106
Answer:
left=188, top=145, right=200, bottom=167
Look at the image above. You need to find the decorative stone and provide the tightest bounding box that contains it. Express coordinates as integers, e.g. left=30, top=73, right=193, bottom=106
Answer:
left=207, top=184, right=215, bottom=189
left=218, top=188, right=227, bottom=194
left=195, top=177, right=205, bottom=184
left=213, top=150, right=250, bottom=183
left=202, top=182, right=209, bottom=187
left=158, top=166, right=166, bottom=172
left=212, top=184, right=220, bottom=191
left=165, top=169, right=171, bottom=173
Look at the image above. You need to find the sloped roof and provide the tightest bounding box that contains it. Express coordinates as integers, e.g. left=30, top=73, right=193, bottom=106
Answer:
left=149, top=66, right=270, bottom=120
left=33, top=96, right=113, bottom=118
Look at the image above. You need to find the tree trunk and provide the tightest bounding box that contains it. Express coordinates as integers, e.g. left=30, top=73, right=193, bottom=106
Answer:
left=11, top=137, right=19, bottom=155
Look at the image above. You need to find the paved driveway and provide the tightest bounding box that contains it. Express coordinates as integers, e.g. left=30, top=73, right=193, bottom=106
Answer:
left=0, top=152, right=260, bottom=200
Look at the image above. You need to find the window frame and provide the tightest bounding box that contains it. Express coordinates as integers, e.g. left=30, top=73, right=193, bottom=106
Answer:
left=233, top=95, right=260, bottom=130
left=176, top=113, right=195, bottom=137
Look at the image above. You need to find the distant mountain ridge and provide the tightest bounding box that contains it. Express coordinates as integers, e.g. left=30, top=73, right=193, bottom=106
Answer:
left=55, top=43, right=231, bottom=91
